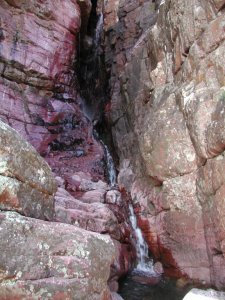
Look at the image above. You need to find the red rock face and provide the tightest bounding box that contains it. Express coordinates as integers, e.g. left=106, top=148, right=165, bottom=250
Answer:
left=0, top=0, right=104, bottom=183
left=0, top=0, right=134, bottom=300
left=103, top=0, right=225, bottom=288
left=0, top=1, right=135, bottom=298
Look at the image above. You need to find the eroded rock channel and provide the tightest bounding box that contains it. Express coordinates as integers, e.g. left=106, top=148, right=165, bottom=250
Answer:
left=1, top=0, right=225, bottom=299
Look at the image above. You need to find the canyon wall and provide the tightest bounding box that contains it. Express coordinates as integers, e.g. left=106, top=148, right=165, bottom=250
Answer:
left=0, top=1, right=132, bottom=298
left=104, top=0, right=225, bottom=288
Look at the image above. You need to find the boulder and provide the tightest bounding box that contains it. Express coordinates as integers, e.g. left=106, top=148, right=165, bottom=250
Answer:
left=0, top=211, right=115, bottom=300
left=55, top=187, right=118, bottom=234
left=111, top=292, right=124, bottom=300
left=183, top=288, right=225, bottom=300
left=80, top=189, right=106, bottom=203
left=0, top=120, right=56, bottom=220
left=105, top=190, right=122, bottom=206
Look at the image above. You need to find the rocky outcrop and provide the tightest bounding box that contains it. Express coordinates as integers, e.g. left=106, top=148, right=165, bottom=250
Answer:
left=0, top=119, right=120, bottom=299
left=55, top=186, right=119, bottom=235
left=0, top=120, right=56, bottom=220
left=0, top=0, right=104, bottom=182
left=0, top=211, right=114, bottom=300
left=0, top=1, right=135, bottom=297
left=183, top=288, right=225, bottom=300
left=104, top=0, right=225, bottom=288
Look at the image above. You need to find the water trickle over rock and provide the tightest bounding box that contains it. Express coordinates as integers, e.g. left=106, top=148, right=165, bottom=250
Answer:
left=129, top=204, right=155, bottom=274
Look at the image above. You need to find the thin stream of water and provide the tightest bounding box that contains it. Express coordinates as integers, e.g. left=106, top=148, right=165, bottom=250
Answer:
left=129, top=204, right=155, bottom=274
left=81, top=3, right=192, bottom=299
left=101, top=142, right=117, bottom=187
left=95, top=12, right=103, bottom=48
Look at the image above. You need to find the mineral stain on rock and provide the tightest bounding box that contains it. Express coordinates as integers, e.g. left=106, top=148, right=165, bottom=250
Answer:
left=0, top=0, right=225, bottom=299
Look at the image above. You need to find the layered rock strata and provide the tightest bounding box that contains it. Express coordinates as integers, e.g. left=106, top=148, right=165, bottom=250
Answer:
left=103, top=0, right=225, bottom=288
left=0, top=116, right=116, bottom=300
left=0, top=0, right=133, bottom=298
left=0, top=0, right=104, bottom=181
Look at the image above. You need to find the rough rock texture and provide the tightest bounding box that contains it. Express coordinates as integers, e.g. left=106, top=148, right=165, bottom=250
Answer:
left=0, top=0, right=132, bottom=298
left=0, top=211, right=114, bottom=300
left=104, top=0, right=225, bottom=288
left=0, top=0, right=105, bottom=183
left=0, top=120, right=120, bottom=298
left=55, top=186, right=119, bottom=235
left=183, top=288, right=225, bottom=300
left=0, top=120, right=56, bottom=220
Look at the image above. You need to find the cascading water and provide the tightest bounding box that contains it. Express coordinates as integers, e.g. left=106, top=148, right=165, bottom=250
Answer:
left=101, top=142, right=117, bottom=187
left=93, top=129, right=117, bottom=187
left=94, top=12, right=103, bottom=48
left=129, top=204, right=155, bottom=275
left=78, top=2, right=192, bottom=299
left=90, top=11, right=117, bottom=188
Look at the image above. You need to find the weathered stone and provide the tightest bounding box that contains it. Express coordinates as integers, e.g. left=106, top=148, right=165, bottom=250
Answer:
left=111, top=292, right=124, bottom=300
left=55, top=187, right=119, bottom=234
left=183, top=288, right=225, bottom=300
left=105, top=190, right=122, bottom=206
left=66, top=172, right=108, bottom=192
left=153, top=262, right=163, bottom=274
left=0, top=211, right=115, bottom=300
left=0, top=0, right=133, bottom=297
left=0, top=0, right=105, bottom=183
left=103, top=0, right=225, bottom=287
left=0, top=120, right=56, bottom=219
left=80, top=189, right=106, bottom=203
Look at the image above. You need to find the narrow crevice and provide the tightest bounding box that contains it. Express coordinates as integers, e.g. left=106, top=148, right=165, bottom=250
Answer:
left=76, top=0, right=119, bottom=181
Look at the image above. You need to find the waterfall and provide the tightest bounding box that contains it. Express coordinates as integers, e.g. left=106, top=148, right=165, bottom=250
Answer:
left=93, top=129, right=117, bottom=187
left=102, top=142, right=117, bottom=187
left=94, top=13, right=103, bottom=48
left=129, top=204, right=155, bottom=274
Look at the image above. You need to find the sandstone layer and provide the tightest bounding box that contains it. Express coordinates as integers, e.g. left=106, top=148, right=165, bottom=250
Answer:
left=0, top=0, right=133, bottom=298
left=104, top=0, right=225, bottom=288
left=0, top=0, right=104, bottom=181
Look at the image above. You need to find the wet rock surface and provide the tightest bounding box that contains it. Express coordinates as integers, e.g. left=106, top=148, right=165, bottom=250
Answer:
left=2, top=0, right=225, bottom=297
left=103, top=0, right=225, bottom=288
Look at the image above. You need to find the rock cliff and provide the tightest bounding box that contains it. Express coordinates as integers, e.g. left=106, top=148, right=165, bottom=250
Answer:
left=1, top=0, right=225, bottom=297
left=103, top=0, right=225, bottom=288
left=0, top=0, right=131, bottom=299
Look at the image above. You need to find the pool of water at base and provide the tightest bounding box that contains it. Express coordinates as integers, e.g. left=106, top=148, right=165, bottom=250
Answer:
left=118, top=273, right=192, bottom=300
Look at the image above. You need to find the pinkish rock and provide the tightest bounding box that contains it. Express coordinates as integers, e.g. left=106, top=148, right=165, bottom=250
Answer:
left=80, top=189, right=106, bottom=203
left=153, top=262, right=164, bottom=274
left=68, top=172, right=108, bottom=192
left=110, top=292, right=124, bottom=300
left=0, top=120, right=56, bottom=220
left=110, top=240, right=135, bottom=281
left=105, top=190, right=122, bottom=206
left=55, top=176, right=65, bottom=188
left=183, top=288, right=225, bottom=300
left=0, top=211, right=115, bottom=300
left=0, top=0, right=134, bottom=298
left=0, top=0, right=105, bottom=183
left=104, top=0, right=225, bottom=287
left=54, top=187, right=119, bottom=234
